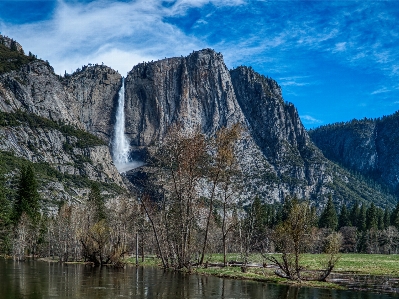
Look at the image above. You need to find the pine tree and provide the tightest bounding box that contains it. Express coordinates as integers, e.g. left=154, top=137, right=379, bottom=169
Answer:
left=0, top=176, right=10, bottom=225
left=280, top=196, right=296, bottom=223
left=13, top=164, right=40, bottom=224
left=391, top=201, right=399, bottom=229
left=366, top=203, right=378, bottom=230
left=357, top=204, right=367, bottom=232
left=383, top=208, right=391, bottom=229
left=338, top=205, right=351, bottom=229
left=0, top=174, right=12, bottom=252
left=318, top=195, right=338, bottom=230
left=377, top=208, right=384, bottom=230
left=88, top=183, right=106, bottom=221
left=349, top=201, right=360, bottom=228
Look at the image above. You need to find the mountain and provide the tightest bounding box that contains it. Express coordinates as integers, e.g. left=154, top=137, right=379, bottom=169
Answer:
left=309, top=112, right=399, bottom=196
left=0, top=35, right=396, bottom=208
left=0, top=35, right=125, bottom=208
left=122, top=49, right=395, bottom=207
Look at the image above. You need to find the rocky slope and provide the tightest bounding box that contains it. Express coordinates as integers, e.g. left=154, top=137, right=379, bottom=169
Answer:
left=309, top=113, right=399, bottom=194
left=0, top=37, right=125, bottom=205
left=0, top=34, right=395, bottom=208
left=123, top=49, right=395, bottom=206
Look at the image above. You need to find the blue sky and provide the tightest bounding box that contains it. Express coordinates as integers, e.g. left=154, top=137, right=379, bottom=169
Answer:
left=1, top=0, right=399, bottom=128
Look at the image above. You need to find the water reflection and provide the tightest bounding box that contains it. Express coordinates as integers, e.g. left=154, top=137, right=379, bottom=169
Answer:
left=0, top=259, right=397, bottom=299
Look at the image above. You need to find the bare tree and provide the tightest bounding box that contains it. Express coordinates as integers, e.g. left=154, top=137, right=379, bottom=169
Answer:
left=200, top=124, right=242, bottom=266
left=148, top=125, right=209, bottom=269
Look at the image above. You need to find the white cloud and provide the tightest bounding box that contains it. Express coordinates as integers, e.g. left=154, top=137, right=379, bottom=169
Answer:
left=1, top=0, right=243, bottom=75
left=301, top=115, right=322, bottom=124
left=334, top=42, right=346, bottom=52
left=371, top=88, right=390, bottom=95
left=278, top=76, right=314, bottom=87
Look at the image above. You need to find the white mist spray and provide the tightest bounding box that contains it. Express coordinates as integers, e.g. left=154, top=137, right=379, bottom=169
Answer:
left=112, top=78, right=144, bottom=173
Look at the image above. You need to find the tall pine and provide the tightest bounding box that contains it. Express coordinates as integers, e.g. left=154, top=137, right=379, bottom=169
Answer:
left=366, top=203, right=378, bottom=230
left=338, top=205, right=351, bottom=229
left=319, top=195, right=338, bottom=230
left=88, top=183, right=106, bottom=221
left=13, top=164, right=40, bottom=224
left=357, top=204, right=367, bottom=232
left=349, top=201, right=360, bottom=228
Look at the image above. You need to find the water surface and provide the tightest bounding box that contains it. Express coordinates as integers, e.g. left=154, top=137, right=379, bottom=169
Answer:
left=0, top=259, right=398, bottom=299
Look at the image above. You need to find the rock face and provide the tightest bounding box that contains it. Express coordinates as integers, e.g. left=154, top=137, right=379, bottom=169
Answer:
left=0, top=35, right=23, bottom=52
left=0, top=124, right=123, bottom=185
left=309, top=113, right=399, bottom=193
left=124, top=49, right=244, bottom=145
left=230, top=66, right=323, bottom=182
left=0, top=43, right=125, bottom=203
left=0, top=37, right=395, bottom=207
left=124, top=49, right=394, bottom=206
left=0, top=60, right=122, bottom=141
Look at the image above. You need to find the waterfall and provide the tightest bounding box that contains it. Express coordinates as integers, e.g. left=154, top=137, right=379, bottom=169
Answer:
left=113, top=78, right=130, bottom=169
left=112, top=78, right=142, bottom=173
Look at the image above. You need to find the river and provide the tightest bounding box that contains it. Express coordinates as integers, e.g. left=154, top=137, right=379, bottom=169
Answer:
left=0, top=259, right=398, bottom=299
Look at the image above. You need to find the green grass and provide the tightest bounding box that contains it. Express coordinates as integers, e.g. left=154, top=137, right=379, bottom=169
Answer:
left=127, top=253, right=399, bottom=287
left=202, top=253, right=399, bottom=277
left=300, top=253, right=399, bottom=277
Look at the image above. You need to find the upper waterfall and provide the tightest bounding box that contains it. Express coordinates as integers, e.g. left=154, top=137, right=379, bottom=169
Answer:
left=112, top=78, right=144, bottom=173
left=112, top=79, right=131, bottom=171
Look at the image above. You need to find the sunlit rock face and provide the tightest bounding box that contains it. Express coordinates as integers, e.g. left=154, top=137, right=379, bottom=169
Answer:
left=0, top=58, right=124, bottom=191
left=123, top=49, right=336, bottom=204
left=124, top=49, right=244, bottom=146
left=0, top=60, right=122, bottom=142
left=0, top=38, right=395, bottom=206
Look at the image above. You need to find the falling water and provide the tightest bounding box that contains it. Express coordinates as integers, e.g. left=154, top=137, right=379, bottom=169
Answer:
left=112, top=78, right=143, bottom=173
left=112, top=78, right=130, bottom=168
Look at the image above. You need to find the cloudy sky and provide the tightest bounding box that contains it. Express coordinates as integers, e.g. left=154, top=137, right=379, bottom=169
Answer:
left=1, top=0, right=398, bottom=128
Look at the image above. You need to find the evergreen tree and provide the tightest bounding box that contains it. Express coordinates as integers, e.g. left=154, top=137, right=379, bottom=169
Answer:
left=338, top=205, right=351, bottom=229
left=0, top=175, right=12, bottom=252
left=10, top=40, right=18, bottom=51
left=249, top=196, right=268, bottom=251
left=0, top=176, right=10, bottom=225
left=377, top=208, right=384, bottom=230
left=88, top=183, right=106, bottom=221
left=280, top=196, right=296, bottom=223
left=391, top=201, right=399, bottom=229
left=318, top=195, right=338, bottom=230
left=349, top=201, right=360, bottom=228
left=357, top=204, right=367, bottom=232
left=383, top=207, right=391, bottom=229
left=13, top=164, right=40, bottom=224
left=366, top=203, right=378, bottom=230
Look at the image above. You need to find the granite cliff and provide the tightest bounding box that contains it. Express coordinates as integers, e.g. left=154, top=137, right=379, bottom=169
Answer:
left=0, top=37, right=124, bottom=205
left=123, top=49, right=395, bottom=206
left=0, top=35, right=395, bottom=208
left=309, top=112, right=399, bottom=195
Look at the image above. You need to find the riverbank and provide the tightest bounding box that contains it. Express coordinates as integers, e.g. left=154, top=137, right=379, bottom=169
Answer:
left=126, top=253, right=399, bottom=293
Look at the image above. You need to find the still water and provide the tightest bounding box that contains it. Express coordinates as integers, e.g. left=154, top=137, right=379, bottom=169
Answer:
left=0, top=259, right=398, bottom=299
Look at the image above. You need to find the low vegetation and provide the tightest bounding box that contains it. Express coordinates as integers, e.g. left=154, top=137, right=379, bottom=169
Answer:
left=0, top=110, right=106, bottom=148
left=0, top=42, right=36, bottom=74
